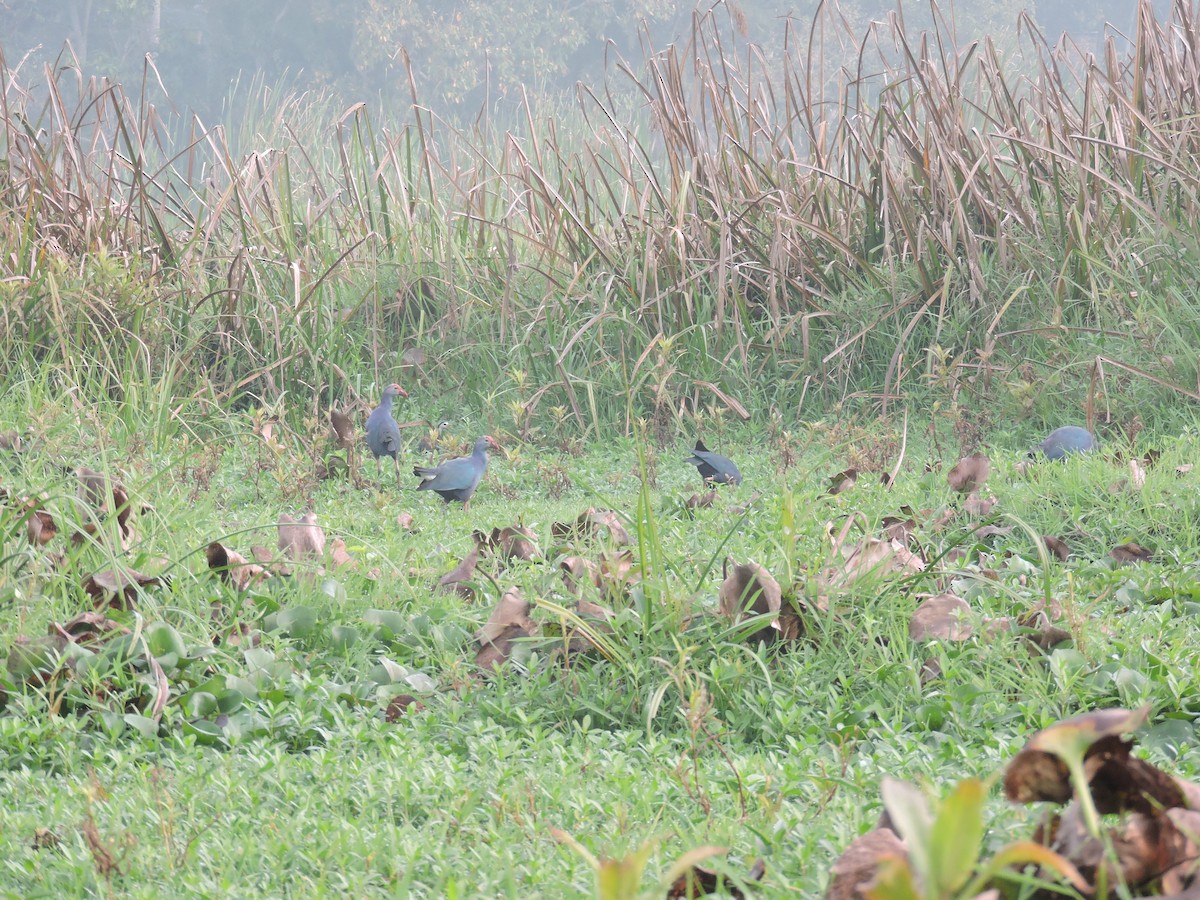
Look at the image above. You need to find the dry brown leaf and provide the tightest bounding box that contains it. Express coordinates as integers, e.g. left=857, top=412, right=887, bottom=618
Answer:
left=827, top=468, right=858, bottom=496
left=396, top=512, right=416, bottom=531
left=329, top=407, right=355, bottom=449
left=329, top=537, right=354, bottom=570
left=686, top=491, right=717, bottom=510
left=823, top=535, right=926, bottom=592
left=384, top=694, right=426, bottom=721
left=82, top=568, right=167, bottom=610
left=475, top=588, right=538, bottom=671
left=962, top=490, right=996, bottom=518
left=1111, top=542, right=1154, bottom=564
left=437, top=547, right=480, bottom=599
left=0, top=430, right=21, bottom=451
left=1042, top=535, right=1070, bottom=561
left=948, top=452, right=990, bottom=493
left=559, top=555, right=599, bottom=597
left=909, top=593, right=972, bottom=641
left=718, top=558, right=782, bottom=643
left=278, top=512, right=326, bottom=561
left=206, top=541, right=270, bottom=591
left=551, top=508, right=631, bottom=546
left=73, top=467, right=134, bottom=549
left=826, top=828, right=906, bottom=900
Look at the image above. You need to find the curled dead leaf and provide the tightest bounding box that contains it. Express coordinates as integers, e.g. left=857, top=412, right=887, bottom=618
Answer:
left=278, top=511, right=326, bottom=561
left=1111, top=542, right=1153, bottom=564
left=437, top=547, right=480, bottom=599
left=962, top=490, right=996, bottom=518
left=948, top=452, right=990, bottom=493
left=82, top=567, right=168, bottom=611
left=551, top=508, right=631, bottom=546
left=718, top=558, right=781, bottom=644
left=1042, top=535, right=1070, bottom=561
left=826, top=828, right=906, bottom=900
left=329, top=407, right=355, bottom=449
left=827, top=468, right=858, bottom=496
left=686, top=491, right=717, bottom=511
left=206, top=541, right=270, bottom=591
left=475, top=588, right=538, bottom=671
left=909, top=593, right=972, bottom=641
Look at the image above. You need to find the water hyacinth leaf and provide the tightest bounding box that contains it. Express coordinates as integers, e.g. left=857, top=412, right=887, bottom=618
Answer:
left=879, top=779, right=933, bottom=889
left=363, top=609, right=407, bottom=641
left=928, top=778, right=985, bottom=895
left=123, top=714, right=159, bottom=739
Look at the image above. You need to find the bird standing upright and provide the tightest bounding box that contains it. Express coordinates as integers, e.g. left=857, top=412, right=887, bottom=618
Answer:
left=685, top=439, right=742, bottom=486
left=413, top=435, right=499, bottom=509
left=366, top=383, right=408, bottom=487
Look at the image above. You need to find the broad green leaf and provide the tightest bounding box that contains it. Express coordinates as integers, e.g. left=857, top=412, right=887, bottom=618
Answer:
left=929, top=777, right=985, bottom=895
left=880, top=778, right=933, bottom=886
left=865, top=855, right=922, bottom=900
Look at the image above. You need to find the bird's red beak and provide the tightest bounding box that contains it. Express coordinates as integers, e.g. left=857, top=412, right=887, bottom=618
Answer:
left=393, top=384, right=408, bottom=398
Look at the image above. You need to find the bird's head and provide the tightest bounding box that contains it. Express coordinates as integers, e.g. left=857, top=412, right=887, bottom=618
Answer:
left=484, top=435, right=501, bottom=452
left=384, top=383, right=408, bottom=399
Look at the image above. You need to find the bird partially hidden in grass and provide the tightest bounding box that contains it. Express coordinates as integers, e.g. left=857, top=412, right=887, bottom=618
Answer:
left=1032, top=425, right=1096, bottom=460
left=417, top=420, right=451, bottom=455
left=413, top=435, right=500, bottom=509
left=685, top=439, right=742, bottom=487
left=365, top=383, right=408, bottom=487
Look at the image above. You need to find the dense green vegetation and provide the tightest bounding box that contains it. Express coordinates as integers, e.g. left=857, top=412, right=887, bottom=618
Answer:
left=3, top=0, right=1200, bottom=895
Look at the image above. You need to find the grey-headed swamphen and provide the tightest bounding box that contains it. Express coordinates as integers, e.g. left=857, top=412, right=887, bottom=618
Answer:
left=366, top=383, right=408, bottom=486
left=413, top=435, right=500, bottom=508
left=1033, top=425, right=1096, bottom=460
left=417, top=420, right=451, bottom=455
left=685, top=439, right=742, bottom=486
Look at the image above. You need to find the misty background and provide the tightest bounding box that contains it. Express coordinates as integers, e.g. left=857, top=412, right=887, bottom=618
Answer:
left=0, top=0, right=1148, bottom=126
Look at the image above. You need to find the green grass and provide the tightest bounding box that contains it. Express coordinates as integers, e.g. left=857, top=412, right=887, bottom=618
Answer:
left=3, top=389, right=1200, bottom=896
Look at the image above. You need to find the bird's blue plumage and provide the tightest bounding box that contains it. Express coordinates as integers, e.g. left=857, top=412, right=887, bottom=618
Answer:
left=1034, top=425, right=1096, bottom=460
left=685, top=440, right=742, bottom=486
left=413, top=436, right=494, bottom=504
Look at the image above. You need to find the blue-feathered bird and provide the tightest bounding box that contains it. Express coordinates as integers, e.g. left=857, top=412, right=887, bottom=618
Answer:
left=413, top=435, right=499, bottom=508
left=366, top=383, right=407, bottom=486
left=685, top=439, right=742, bottom=486
left=1033, top=425, right=1096, bottom=460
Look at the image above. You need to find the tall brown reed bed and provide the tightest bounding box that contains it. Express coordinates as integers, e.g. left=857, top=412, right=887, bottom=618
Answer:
left=1, top=1, right=1197, bottom=434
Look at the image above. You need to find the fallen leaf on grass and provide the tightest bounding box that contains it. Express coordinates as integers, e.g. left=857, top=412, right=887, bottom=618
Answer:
left=826, top=827, right=906, bottom=900
left=278, top=512, right=326, bottom=561
left=384, top=694, right=425, bottom=721
left=1042, top=535, right=1070, bottom=561
left=396, top=512, right=416, bottom=531
left=82, top=568, right=167, bottom=611
left=909, top=593, right=972, bottom=641
left=1111, top=542, right=1153, bottom=564
left=73, top=466, right=135, bottom=549
left=686, top=491, right=717, bottom=511
left=473, top=524, right=541, bottom=562
left=437, top=547, right=480, bottom=599
left=551, top=508, right=631, bottom=546
left=948, top=452, right=990, bottom=493
left=827, top=468, right=858, bottom=496
left=718, top=558, right=781, bottom=644
left=206, top=542, right=270, bottom=591
left=475, top=588, right=538, bottom=671
left=962, top=490, right=996, bottom=517
left=329, top=537, right=354, bottom=570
